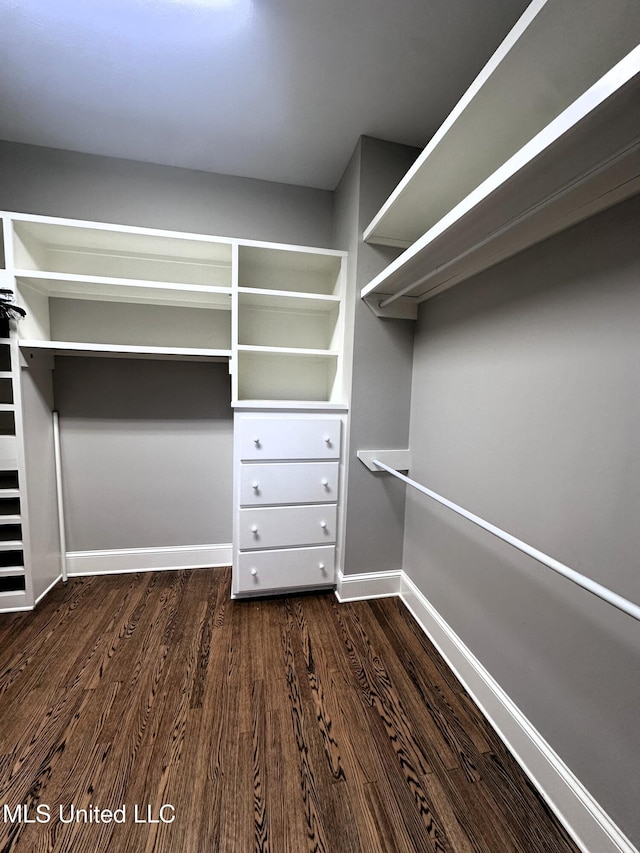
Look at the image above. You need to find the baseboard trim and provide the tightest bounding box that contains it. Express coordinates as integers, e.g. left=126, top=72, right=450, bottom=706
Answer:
left=35, top=574, right=63, bottom=605
left=334, top=568, right=402, bottom=602
left=340, top=568, right=636, bottom=853
left=66, top=544, right=232, bottom=576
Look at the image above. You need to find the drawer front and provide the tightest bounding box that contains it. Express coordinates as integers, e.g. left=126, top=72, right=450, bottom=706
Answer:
left=238, top=417, right=341, bottom=460
left=236, top=546, right=335, bottom=594
left=239, top=462, right=339, bottom=506
left=238, top=504, right=337, bottom=550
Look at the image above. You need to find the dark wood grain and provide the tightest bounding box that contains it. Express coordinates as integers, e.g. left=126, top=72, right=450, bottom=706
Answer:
left=0, top=568, right=579, bottom=852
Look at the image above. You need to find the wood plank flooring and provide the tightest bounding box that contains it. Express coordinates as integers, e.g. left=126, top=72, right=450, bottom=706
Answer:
left=0, top=568, right=579, bottom=852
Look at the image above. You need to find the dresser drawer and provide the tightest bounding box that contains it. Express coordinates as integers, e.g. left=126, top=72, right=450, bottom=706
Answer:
left=238, top=416, right=341, bottom=460
left=239, top=461, right=339, bottom=506
left=236, top=546, right=335, bottom=594
left=238, top=504, right=337, bottom=550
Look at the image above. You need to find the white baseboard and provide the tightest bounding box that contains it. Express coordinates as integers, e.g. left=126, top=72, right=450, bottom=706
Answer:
left=340, top=568, right=637, bottom=853
left=35, top=574, right=63, bottom=605
left=335, top=568, right=402, bottom=601
left=66, top=544, right=232, bottom=576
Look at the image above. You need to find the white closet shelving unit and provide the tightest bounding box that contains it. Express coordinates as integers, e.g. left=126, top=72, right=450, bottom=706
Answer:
left=0, top=325, right=27, bottom=611
left=361, top=0, right=640, bottom=315
left=0, top=211, right=348, bottom=611
left=235, top=243, right=346, bottom=406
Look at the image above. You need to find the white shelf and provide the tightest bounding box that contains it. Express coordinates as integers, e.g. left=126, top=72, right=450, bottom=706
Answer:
left=16, top=271, right=232, bottom=310
left=362, top=47, right=640, bottom=308
left=237, top=288, right=340, bottom=308
left=238, top=244, right=344, bottom=296
left=0, top=541, right=22, bottom=550
left=0, top=515, right=20, bottom=523
left=0, top=490, right=20, bottom=498
left=19, top=340, right=232, bottom=362
left=232, top=401, right=348, bottom=411
left=364, top=0, right=640, bottom=248
left=0, top=567, right=25, bottom=577
left=237, top=350, right=341, bottom=404
left=11, top=217, right=232, bottom=286
left=238, top=345, right=339, bottom=358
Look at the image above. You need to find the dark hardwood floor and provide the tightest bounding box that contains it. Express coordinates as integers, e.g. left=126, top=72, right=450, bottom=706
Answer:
left=0, top=568, right=579, bottom=852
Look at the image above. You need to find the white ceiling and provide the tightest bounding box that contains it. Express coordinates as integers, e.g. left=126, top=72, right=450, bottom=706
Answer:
left=0, top=0, right=531, bottom=190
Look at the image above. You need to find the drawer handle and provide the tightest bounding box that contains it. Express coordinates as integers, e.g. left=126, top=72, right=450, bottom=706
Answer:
left=323, top=435, right=331, bottom=445
left=252, top=481, right=259, bottom=490
left=253, top=437, right=261, bottom=447
left=250, top=568, right=257, bottom=576
left=251, top=525, right=258, bottom=534
left=320, top=521, right=327, bottom=529
left=321, top=478, right=329, bottom=487
left=318, top=562, right=326, bottom=572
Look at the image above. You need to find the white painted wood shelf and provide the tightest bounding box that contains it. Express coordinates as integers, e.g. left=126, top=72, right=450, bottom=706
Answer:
left=362, top=1, right=640, bottom=312
left=19, top=340, right=232, bottom=362
left=16, top=272, right=232, bottom=309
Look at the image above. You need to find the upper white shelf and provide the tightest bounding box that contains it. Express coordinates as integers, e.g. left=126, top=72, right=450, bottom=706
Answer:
left=10, top=217, right=232, bottom=287
left=363, top=0, right=640, bottom=249
left=362, top=45, right=640, bottom=309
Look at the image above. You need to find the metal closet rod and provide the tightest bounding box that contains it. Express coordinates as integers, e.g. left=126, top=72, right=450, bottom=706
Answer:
left=372, top=458, right=640, bottom=623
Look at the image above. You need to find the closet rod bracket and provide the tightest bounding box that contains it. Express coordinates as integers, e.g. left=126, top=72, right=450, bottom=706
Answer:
left=357, top=449, right=411, bottom=472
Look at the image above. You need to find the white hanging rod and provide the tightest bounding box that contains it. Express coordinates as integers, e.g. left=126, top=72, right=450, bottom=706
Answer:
left=372, top=458, right=640, bottom=623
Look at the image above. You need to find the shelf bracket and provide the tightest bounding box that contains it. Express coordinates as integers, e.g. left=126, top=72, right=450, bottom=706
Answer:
left=362, top=294, right=417, bottom=320
left=357, top=449, right=411, bottom=473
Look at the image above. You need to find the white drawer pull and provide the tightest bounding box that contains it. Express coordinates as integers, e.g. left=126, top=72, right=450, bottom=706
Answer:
left=251, top=525, right=258, bottom=534
left=252, top=481, right=259, bottom=490
left=323, top=435, right=331, bottom=444
left=318, top=562, right=326, bottom=571
left=253, top=437, right=260, bottom=446
left=320, top=520, right=327, bottom=529
left=250, top=568, right=257, bottom=576
left=321, top=478, right=329, bottom=487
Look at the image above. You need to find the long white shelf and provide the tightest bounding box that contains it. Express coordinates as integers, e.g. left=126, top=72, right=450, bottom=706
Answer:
left=364, top=0, right=640, bottom=248
left=19, top=340, right=232, bottom=362
left=362, top=47, right=640, bottom=309
left=16, top=271, right=232, bottom=310
left=0, top=567, right=25, bottom=577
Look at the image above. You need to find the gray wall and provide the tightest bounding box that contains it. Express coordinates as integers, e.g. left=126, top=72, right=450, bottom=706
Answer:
left=334, top=137, right=418, bottom=575
left=54, top=357, right=233, bottom=550
left=403, top=193, right=640, bottom=844
left=0, top=140, right=334, bottom=246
